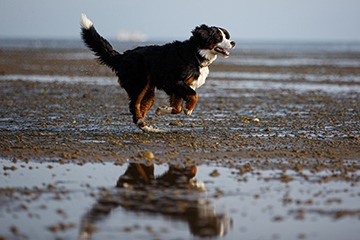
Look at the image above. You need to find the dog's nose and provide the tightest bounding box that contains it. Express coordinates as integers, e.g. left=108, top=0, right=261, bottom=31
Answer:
left=230, top=41, right=236, bottom=47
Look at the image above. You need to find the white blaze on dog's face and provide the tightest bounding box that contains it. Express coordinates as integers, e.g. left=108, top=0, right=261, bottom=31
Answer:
left=192, top=24, right=235, bottom=63
left=214, top=28, right=235, bottom=58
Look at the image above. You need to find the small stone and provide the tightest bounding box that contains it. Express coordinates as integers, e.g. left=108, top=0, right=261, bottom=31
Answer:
left=169, top=120, right=183, bottom=127
left=3, top=166, right=17, bottom=171
left=272, top=215, right=284, bottom=222
left=140, top=151, right=154, bottom=159
left=209, top=169, right=220, bottom=177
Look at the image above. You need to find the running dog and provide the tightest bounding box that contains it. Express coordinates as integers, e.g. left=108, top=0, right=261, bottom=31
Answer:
left=80, top=14, right=235, bottom=132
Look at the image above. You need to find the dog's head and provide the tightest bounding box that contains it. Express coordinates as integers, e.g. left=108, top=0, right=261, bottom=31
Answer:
left=191, top=24, right=235, bottom=61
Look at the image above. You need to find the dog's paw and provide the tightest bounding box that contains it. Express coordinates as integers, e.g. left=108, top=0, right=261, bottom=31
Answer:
left=184, top=109, right=193, bottom=116
left=141, top=125, right=163, bottom=133
left=155, top=106, right=173, bottom=116
left=137, top=119, right=163, bottom=133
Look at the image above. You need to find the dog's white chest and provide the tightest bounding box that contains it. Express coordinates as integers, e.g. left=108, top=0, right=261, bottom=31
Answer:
left=190, top=67, right=209, bottom=90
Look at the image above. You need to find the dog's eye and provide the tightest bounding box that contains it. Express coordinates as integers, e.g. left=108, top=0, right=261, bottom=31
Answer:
left=213, top=33, right=222, bottom=42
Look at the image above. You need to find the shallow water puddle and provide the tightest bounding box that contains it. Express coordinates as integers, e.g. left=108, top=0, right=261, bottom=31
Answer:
left=1, top=159, right=359, bottom=240
left=2, top=74, right=360, bottom=93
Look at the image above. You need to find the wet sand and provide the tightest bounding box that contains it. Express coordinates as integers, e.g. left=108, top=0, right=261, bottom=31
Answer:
left=1, top=45, right=360, bottom=239
left=1, top=48, right=359, bottom=162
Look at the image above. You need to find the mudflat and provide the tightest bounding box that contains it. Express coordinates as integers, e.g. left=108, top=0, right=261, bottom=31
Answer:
left=0, top=47, right=359, bottom=162
left=1, top=44, right=360, bottom=239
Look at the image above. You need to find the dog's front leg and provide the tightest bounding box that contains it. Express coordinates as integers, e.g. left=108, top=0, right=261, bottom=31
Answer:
left=156, top=95, right=183, bottom=116
left=156, top=84, right=198, bottom=117
left=184, top=92, right=198, bottom=116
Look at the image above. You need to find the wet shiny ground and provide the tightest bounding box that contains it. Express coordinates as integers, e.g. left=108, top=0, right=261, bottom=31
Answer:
left=1, top=79, right=359, bottom=161
left=1, top=158, right=359, bottom=240
left=1, top=43, right=360, bottom=239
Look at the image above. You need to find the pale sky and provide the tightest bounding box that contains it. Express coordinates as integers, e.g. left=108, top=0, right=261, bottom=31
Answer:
left=1, top=0, right=360, bottom=41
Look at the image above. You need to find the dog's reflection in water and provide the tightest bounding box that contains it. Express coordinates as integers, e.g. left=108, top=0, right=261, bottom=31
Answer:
left=80, top=163, right=232, bottom=238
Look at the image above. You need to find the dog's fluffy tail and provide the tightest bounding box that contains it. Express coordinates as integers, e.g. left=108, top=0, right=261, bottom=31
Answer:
left=80, top=14, right=121, bottom=71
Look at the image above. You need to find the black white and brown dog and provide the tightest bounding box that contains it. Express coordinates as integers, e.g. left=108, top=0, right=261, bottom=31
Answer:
left=80, top=14, right=235, bottom=132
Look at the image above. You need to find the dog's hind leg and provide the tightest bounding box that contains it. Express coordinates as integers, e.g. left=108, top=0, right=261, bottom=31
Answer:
left=130, top=81, right=162, bottom=133
left=140, top=86, right=155, bottom=118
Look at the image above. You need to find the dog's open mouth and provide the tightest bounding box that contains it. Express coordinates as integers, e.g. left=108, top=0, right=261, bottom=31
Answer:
left=214, top=47, right=230, bottom=56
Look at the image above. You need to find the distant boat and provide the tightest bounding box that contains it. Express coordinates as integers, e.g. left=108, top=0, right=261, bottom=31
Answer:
left=116, top=31, right=148, bottom=42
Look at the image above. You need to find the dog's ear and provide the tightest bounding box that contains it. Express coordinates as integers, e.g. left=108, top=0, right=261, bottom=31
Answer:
left=219, top=27, right=231, bottom=39
left=191, top=24, right=210, bottom=38
left=191, top=24, right=212, bottom=48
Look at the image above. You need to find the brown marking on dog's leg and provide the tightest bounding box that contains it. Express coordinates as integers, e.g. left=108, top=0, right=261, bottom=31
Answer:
left=170, top=95, right=183, bottom=114
left=131, top=79, right=162, bottom=132
left=134, top=80, right=151, bottom=128
left=156, top=95, right=183, bottom=116
left=140, top=86, right=155, bottom=119
left=184, top=93, right=198, bottom=116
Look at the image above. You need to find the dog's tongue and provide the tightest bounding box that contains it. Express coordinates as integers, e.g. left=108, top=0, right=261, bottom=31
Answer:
left=215, top=47, right=230, bottom=56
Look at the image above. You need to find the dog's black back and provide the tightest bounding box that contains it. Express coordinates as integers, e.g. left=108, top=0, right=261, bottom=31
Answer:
left=119, top=41, right=200, bottom=96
